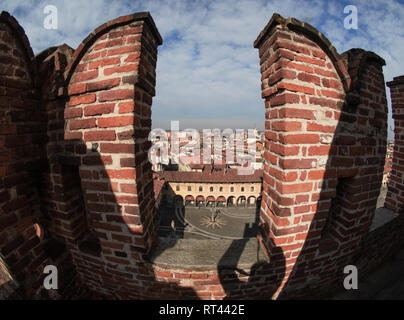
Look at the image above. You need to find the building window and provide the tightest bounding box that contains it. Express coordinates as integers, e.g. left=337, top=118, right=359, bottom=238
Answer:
left=199, top=186, right=203, bottom=192
left=241, top=187, right=244, bottom=192
left=188, top=186, right=191, bottom=192
left=219, top=187, right=223, bottom=192
left=251, top=186, right=254, bottom=192
left=210, top=187, right=214, bottom=192
left=176, top=185, right=180, bottom=191
left=230, top=187, right=234, bottom=192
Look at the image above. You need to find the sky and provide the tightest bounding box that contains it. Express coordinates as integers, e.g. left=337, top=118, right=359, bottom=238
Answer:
left=2, top=0, right=403, bottom=140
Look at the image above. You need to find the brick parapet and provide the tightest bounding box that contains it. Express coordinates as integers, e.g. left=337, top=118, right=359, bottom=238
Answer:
left=0, top=11, right=55, bottom=299
left=59, top=13, right=162, bottom=295
left=385, top=76, right=404, bottom=212
left=255, top=13, right=388, bottom=297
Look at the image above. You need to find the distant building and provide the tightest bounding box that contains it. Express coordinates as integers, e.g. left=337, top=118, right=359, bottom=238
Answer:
left=383, top=157, right=393, bottom=186
left=382, top=142, right=394, bottom=186
left=156, top=166, right=262, bottom=207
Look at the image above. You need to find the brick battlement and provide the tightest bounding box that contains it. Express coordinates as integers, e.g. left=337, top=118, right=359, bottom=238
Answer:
left=0, top=11, right=404, bottom=300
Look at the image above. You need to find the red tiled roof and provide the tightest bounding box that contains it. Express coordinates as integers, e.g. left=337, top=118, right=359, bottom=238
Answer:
left=153, top=173, right=165, bottom=199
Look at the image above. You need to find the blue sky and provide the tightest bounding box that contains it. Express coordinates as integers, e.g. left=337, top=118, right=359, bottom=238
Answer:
left=2, top=0, right=403, bottom=139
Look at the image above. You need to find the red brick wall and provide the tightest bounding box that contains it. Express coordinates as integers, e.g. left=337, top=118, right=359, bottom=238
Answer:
left=254, top=14, right=388, bottom=298
left=0, top=11, right=88, bottom=300
left=385, top=76, right=404, bottom=212
left=36, top=44, right=95, bottom=299
left=61, top=13, right=163, bottom=297
left=0, top=11, right=52, bottom=298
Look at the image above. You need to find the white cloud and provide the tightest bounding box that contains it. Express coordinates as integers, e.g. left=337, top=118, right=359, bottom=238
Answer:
left=1, top=0, right=402, bottom=138
left=319, top=0, right=404, bottom=140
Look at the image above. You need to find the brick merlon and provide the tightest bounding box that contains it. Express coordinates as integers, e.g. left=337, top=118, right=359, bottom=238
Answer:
left=254, top=13, right=384, bottom=93
left=64, top=11, right=162, bottom=85
left=0, top=11, right=36, bottom=76
left=387, top=75, right=404, bottom=87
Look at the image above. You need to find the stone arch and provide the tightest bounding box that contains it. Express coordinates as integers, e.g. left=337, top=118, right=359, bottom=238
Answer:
left=216, top=196, right=226, bottom=207
left=247, top=196, right=256, bottom=206
left=227, top=196, right=236, bottom=207
left=206, top=195, right=215, bottom=207
left=196, top=195, right=205, bottom=206
left=184, top=195, right=195, bottom=206
left=237, top=196, right=246, bottom=207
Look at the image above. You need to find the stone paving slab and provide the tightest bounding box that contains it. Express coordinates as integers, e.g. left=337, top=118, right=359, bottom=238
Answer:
left=150, top=237, right=269, bottom=270
left=370, top=207, right=399, bottom=231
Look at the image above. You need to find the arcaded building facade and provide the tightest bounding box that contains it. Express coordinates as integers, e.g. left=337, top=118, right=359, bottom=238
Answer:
left=159, top=168, right=262, bottom=207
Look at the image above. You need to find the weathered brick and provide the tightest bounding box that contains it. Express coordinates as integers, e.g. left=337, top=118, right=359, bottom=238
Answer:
left=279, top=158, right=317, bottom=169
left=100, top=143, right=135, bottom=154
left=271, top=121, right=302, bottom=131
left=98, top=116, right=134, bottom=128
left=68, top=94, right=96, bottom=107
left=69, top=83, right=87, bottom=95
left=270, top=93, right=300, bottom=106
left=278, top=82, right=315, bottom=95
left=279, top=134, right=319, bottom=144
left=64, top=108, right=82, bottom=119
left=69, top=119, right=96, bottom=130
left=71, top=70, right=98, bottom=83
left=84, top=103, right=115, bottom=116
left=107, top=45, right=141, bottom=56
left=104, top=64, right=138, bottom=76
left=277, top=182, right=313, bottom=194
left=84, top=130, right=116, bottom=141
left=118, top=102, right=135, bottom=114
left=88, top=57, right=121, bottom=70
left=307, top=123, right=335, bottom=133
left=87, top=78, right=121, bottom=91
left=297, top=72, right=320, bottom=85
left=99, top=89, right=134, bottom=102
left=308, top=146, right=332, bottom=156
left=278, top=108, right=316, bottom=120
